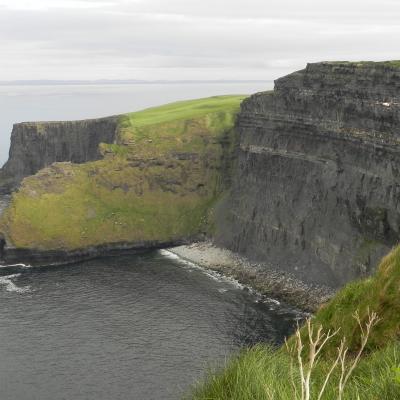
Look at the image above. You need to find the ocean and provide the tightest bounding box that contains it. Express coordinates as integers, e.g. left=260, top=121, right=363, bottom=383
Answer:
left=0, top=248, right=299, bottom=400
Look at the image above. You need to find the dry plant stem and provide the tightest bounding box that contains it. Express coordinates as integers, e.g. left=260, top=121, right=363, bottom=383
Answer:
left=338, top=348, right=349, bottom=400
left=295, top=328, right=306, bottom=400
left=304, top=320, right=339, bottom=400
left=263, top=384, right=274, bottom=400
left=316, top=340, right=344, bottom=400
left=292, top=319, right=340, bottom=400
left=337, top=310, right=380, bottom=400
left=287, top=309, right=379, bottom=400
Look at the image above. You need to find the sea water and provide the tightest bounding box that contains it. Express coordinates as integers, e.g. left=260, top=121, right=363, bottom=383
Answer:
left=0, top=250, right=300, bottom=400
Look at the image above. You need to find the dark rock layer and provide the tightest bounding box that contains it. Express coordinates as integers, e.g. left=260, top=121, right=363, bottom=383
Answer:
left=0, top=238, right=194, bottom=267
left=215, top=62, right=400, bottom=287
left=0, top=116, right=118, bottom=193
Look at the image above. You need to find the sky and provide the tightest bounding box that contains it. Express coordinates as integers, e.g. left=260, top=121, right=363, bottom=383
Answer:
left=0, top=0, right=399, bottom=82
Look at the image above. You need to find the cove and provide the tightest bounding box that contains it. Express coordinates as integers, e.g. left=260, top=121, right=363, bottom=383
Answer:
left=0, top=251, right=300, bottom=400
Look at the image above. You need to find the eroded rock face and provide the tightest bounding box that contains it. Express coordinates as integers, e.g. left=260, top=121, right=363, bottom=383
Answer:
left=0, top=116, right=118, bottom=193
left=215, top=62, right=400, bottom=287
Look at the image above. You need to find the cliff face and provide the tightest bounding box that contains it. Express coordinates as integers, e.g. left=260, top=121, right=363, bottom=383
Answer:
left=2, top=64, right=400, bottom=288
left=215, top=62, right=400, bottom=287
left=0, top=117, right=118, bottom=193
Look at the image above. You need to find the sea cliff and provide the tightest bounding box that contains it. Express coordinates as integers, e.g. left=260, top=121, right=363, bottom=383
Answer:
left=215, top=61, right=400, bottom=287
left=1, top=62, right=400, bottom=293
left=0, top=117, right=118, bottom=194
left=0, top=96, right=244, bottom=263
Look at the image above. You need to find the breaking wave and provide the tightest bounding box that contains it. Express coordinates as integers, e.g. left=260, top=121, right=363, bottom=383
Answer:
left=0, top=273, right=30, bottom=293
left=160, top=249, right=250, bottom=292
left=0, top=263, right=32, bottom=269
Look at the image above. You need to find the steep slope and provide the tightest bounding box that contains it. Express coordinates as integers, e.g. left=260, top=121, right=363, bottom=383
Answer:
left=216, top=61, right=400, bottom=287
left=0, top=96, right=244, bottom=260
left=190, top=243, right=400, bottom=399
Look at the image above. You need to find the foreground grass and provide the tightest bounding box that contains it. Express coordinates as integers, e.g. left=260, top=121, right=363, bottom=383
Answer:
left=0, top=96, right=246, bottom=250
left=189, top=344, right=400, bottom=400
left=189, top=246, right=400, bottom=399
left=306, top=245, right=400, bottom=354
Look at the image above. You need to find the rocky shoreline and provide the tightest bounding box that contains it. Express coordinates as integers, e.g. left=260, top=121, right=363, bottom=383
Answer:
left=166, top=241, right=335, bottom=312
left=0, top=188, right=334, bottom=312
left=0, top=198, right=332, bottom=312
left=0, top=236, right=334, bottom=312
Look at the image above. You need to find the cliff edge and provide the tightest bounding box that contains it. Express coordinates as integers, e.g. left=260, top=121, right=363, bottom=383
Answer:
left=0, top=116, right=119, bottom=194
left=215, top=61, right=400, bottom=287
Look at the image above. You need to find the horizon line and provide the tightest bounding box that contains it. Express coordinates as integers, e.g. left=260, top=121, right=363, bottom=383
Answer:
left=0, top=79, right=273, bottom=86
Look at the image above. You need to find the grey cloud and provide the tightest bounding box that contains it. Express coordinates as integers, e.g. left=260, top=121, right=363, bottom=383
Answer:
left=0, top=0, right=399, bottom=80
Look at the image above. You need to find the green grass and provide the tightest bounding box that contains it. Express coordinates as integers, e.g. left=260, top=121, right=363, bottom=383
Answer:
left=378, top=61, right=400, bottom=68
left=189, top=245, right=400, bottom=399
left=0, top=95, right=246, bottom=250
left=189, top=343, right=400, bottom=400
left=324, top=61, right=400, bottom=69
left=114, top=95, right=245, bottom=157
left=122, top=96, right=246, bottom=128
left=301, top=246, right=400, bottom=354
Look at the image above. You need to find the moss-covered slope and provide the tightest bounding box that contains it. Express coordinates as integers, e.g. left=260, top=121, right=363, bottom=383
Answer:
left=305, top=244, right=400, bottom=353
left=0, top=95, right=246, bottom=251
left=189, top=245, right=400, bottom=399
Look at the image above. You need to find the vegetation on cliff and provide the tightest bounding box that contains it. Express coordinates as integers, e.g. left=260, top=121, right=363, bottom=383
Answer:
left=0, top=95, right=245, bottom=250
left=189, top=245, right=400, bottom=399
left=324, top=60, right=400, bottom=68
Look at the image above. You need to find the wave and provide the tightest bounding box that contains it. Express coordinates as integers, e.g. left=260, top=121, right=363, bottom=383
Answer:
left=159, top=249, right=248, bottom=291
left=0, top=273, right=30, bottom=293
left=0, top=263, right=32, bottom=269
left=159, top=249, right=307, bottom=317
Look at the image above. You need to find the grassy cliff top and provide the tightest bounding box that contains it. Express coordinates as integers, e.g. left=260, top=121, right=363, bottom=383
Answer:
left=123, top=95, right=246, bottom=127
left=317, top=60, right=400, bottom=69
left=11, top=95, right=244, bottom=129
left=0, top=95, right=246, bottom=250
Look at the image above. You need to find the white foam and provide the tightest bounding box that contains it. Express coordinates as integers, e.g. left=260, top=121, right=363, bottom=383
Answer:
left=6, top=263, right=32, bottom=268
left=0, top=263, right=32, bottom=269
left=159, top=249, right=200, bottom=270
left=160, top=249, right=251, bottom=291
left=160, top=249, right=306, bottom=317
left=263, top=298, right=281, bottom=305
left=159, top=250, right=181, bottom=261
left=0, top=273, right=30, bottom=293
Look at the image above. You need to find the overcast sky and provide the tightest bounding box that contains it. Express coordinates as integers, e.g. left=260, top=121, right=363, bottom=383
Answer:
left=0, top=0, right=399, bottom=81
